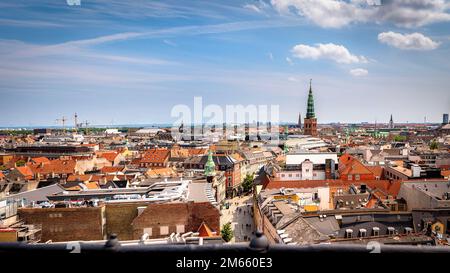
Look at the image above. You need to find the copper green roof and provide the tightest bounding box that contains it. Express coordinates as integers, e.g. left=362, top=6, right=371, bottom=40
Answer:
left=306, top=79, right=315, bottom=119
left=204, top=150, right=216, bottom=177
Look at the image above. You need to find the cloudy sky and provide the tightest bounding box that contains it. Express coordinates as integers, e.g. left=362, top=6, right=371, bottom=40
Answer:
left=0, top=0, right=449, bottom=127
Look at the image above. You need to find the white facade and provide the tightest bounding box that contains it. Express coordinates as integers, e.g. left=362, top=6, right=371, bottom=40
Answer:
left=286, top=152, right=338, bottom=165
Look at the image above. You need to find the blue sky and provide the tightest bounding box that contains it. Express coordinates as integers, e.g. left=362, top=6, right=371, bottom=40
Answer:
left=0, top=0, right=449, bottom=127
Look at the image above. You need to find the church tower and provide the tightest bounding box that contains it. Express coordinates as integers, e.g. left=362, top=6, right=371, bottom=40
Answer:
left=298, top=113, right=302, bottom=130
left=303, top=79, right=317, bottom=136
left=389, top=114, right=394, bottom=129
left=204, top=150, right=216, bottom=183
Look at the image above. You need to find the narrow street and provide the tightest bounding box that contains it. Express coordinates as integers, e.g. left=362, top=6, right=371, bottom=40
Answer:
left=220, top=195, right=254, bottom=243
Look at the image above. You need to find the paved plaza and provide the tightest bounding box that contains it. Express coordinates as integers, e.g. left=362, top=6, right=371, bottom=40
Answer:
left=220, top=195, right=255, bottom=243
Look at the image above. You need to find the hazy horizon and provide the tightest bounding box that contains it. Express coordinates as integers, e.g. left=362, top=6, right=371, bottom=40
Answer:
left=0, top=1, right=449, bottom=126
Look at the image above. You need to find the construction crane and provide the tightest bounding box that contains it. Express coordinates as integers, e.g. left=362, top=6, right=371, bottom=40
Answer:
left=84, top=120, right=90, bottom=135
left=55, top=116, right=67, bottom=134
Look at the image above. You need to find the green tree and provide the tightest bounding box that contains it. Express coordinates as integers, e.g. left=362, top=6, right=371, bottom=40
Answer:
left=394, top=135, right=406, bottom=142
left=430, top=141, right=438, bottom=150
left=221, top=222, right=234, bottom=242
left=15, top=160, right=26, bottom=167
left=242, top=174, right=254, bottom=193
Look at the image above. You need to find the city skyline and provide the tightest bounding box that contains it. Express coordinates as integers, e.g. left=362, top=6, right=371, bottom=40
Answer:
left=0, top=0, right=449, bottom=126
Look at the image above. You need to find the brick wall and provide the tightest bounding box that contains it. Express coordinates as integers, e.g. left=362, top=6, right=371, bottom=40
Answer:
left=18, top=201, right=220, bottom=242
left=104, top=202, right=143, bottom=241
left=18, top=206, right=105, bottom=242
left=132, top=201, right=220, bottom=239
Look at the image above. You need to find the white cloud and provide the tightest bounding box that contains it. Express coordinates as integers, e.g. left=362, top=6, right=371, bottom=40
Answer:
left=268, top=52, right=274, bottom=60
left=244, top=4, right=263, bottom=13
left=349, top=68, right=368, bottom=76
left=291, top=43, right=367, bottom=64
left=163, top=39, right=177, bottom=46
left=271, top=0, right=450, bottom=28
left=378, top=31, right=440, bottom=50
left=286, top=57, right=294, bottom=65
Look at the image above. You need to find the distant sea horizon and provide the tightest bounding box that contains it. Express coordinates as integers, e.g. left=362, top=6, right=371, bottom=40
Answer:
left=0, top=121, right=442, bottom=130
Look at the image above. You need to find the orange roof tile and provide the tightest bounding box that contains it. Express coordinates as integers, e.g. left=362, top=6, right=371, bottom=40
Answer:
left=16, top=166, right=34, bottom=179
left=27, top=159, right=76, bottom=175
left=339, top=158, right=373, bottom=176
left=101, top=166, right=125, bottom=173
left=140, top=149, right=170, bottom=164
left=441, top=170, right=450, bottom=178
left=67, top=174, right=92, bottom=182
left=85, top=181, right=100, bottom=190
left=339, top=153, right=354, bottom=165
left=30, top=157, right=50, bottom=164
left=99, top=152, right=119, bottom=162
left=146, top=167, right=176, bottom=178
left=366, top=166, right=383, bottom=178
left=197, top=222, right=215, bottom=237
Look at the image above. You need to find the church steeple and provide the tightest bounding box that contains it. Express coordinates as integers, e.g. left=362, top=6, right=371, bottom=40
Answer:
left=306, top=79, right=315, bottom=119
left=204, top=150, right=216, bottom=178
left=389, top=114, right=394, bottom=129
left=303, top=79, right=318, bottom=137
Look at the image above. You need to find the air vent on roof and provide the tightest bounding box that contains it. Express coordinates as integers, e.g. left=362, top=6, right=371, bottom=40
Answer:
left=388, top=227, right=395, bottom=236
left=345, top=229, right=353, bottom=238
left=359, top=229, right=367, bottom=238
left=372, top=227, right=380, bottom=236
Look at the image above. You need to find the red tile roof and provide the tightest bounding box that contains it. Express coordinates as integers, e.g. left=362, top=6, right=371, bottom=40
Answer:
left=188, top=148, right=208, bottom=156
left=0, top=172, right=5, bottom=180
left=101, top=166, right=125, bottom=173
left=140, top=149, right=170, bottom=164
left=339, top=157, right=373, bottom=176
left=264, top=179, right=402, bottom=198
left=197, top=222, right=215, bottom=237
left=366, top=166, right=383, bottom=178
left=441, top=170, right=450, bottom=178
left=67, top=174, right=92, bottom=182
left=98, top=152, right=119, bottom=162
left=27, top=159, right=76, bottom=175
left=339, top=153, right=354, bottom=165
left=16, top=166, right=34, bottom=180
left=30, top=157, right=50, bottom=164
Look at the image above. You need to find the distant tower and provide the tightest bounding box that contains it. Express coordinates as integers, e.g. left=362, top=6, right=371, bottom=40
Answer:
left=389, top=114, right=394, bottom=129
left=298, top=113, right=302, bottom=129
left=443, top=113, right=449, bottom=124
left=74, top=113, right=79, bottom=132
left=303, top=79, right=317, bottom=136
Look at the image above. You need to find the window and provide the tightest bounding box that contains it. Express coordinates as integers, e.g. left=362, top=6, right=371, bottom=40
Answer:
left=348, top=175, right=352, bottom=180
left=355, top=174, right=360, bottom=181
left=160, top=226, right=169, bottom=235
left=176, top=225, right=185, bottom=234
left=143, top=227, right=152, bottom=236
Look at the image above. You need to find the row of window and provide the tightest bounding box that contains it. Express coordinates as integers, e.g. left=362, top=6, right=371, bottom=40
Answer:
left=143, top=224, right=185, bottom=236
left=279, top=172, right=317, bottom=178
left=48, top=213, right=63, bottom=218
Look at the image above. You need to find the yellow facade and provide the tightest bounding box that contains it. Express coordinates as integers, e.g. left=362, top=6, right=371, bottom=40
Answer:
left=0, top=230, right=18, bottom=242
left=273, top=194, right=299, bottom=203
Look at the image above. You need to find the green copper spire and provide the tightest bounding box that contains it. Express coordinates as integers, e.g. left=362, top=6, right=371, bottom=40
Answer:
left=306, top=79, right=315, bottom=119
left=204, top=150, right=216, bottom=177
